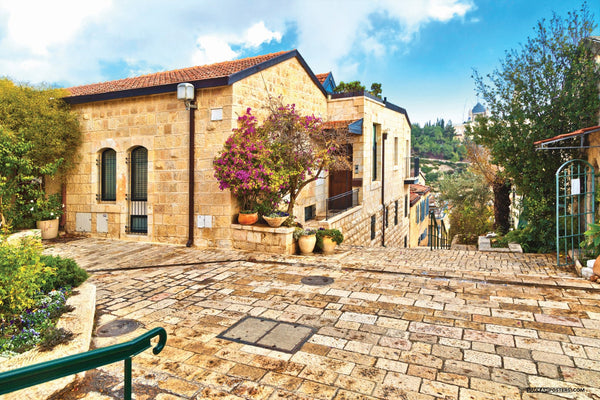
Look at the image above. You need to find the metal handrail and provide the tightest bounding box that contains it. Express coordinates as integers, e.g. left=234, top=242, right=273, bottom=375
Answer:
left=326, top=189, right=359, bottom=219
left=0, top=327, right=167, bottom=399
left=429, top=211, right=449, bottom=250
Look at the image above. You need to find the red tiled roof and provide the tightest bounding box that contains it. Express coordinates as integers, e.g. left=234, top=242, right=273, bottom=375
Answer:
left=410, top=184, right=430, bottom=207
left=315, top=73, right=330, bottom=84
left=534, top=125, right=600, bottom=146
left=410, top=184, right=431, bottom=195
left=321, top=119, right=360, bottom=130
left=68, top=50, right=293, bottom=97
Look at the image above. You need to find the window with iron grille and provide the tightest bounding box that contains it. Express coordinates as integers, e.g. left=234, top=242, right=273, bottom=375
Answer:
left=394, top=200, right=398, bottom=225
left=101, top=149, right=116, bottom=201
left=304, top=204, right=316, bottom=222
left=404, top=194, right=409, bottom=217
left=129, top=147, right=148, bottom=234
left=370, top=215, right=376, bottom=240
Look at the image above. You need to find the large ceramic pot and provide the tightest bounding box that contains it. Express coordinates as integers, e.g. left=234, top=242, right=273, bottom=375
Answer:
left=238, top=212, right=258, bottom=225
left=36, top=218, right=59, bottom=239
left=593, top=257, right=600, bottom=276
left=263, top=216, right=287, bottom=228
left=321, top=236, right=337, bottom=255
left=298, top=234, right=316, bottom=255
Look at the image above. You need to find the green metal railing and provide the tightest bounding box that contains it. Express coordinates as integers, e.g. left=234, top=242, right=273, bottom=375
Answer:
left=429, top=211, right=450, bottom=250
left=0, top=327, right=167, bottom=399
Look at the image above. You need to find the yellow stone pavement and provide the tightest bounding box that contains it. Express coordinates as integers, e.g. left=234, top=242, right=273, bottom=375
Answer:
left=37, top=238, right=600, bottom=399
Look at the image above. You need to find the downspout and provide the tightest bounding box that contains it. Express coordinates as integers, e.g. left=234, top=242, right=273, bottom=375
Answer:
left=381, top=132, right=387, bottom=247
left=186, top=105, right=195, bottom=247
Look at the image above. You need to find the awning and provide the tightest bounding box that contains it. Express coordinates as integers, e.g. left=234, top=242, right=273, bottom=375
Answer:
left=321, top=118, right=363, bottom=135
left=534, top=125, right=600, bottom=150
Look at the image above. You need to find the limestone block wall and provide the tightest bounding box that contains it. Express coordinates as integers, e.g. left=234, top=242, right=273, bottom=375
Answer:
left=67, top=86, right=237, bottom=246
left=324, top=96, right=411, bottom=247
left=231, top=224, right=295, bottom=254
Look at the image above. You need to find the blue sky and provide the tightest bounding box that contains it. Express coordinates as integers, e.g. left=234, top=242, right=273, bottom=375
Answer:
left=0, top=0, right=597, bottom=125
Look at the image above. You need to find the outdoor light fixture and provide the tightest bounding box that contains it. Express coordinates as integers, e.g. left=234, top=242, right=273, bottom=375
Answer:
left=177, top=82, right=197, bottom=110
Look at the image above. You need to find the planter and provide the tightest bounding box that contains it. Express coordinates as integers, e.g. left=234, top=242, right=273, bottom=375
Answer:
left=263, top=216, right=287, bottom=228
left=298, top=234, right=316, bottom=255
left=321, top=236, right=337, bottom=255
left=594, top=257, right=600, bottom=276
left=36, top=218, right=59, bottom=239
left=238, top=212, right=258, bottom=225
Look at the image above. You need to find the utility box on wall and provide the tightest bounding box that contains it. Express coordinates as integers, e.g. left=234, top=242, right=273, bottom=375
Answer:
left=75, top=213, right=92, bottom=232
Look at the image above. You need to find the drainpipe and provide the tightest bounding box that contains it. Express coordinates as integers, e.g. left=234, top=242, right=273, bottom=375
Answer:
left=381, top=132, right=387, bottom=247
left=186, top=105, right=195, bottom=247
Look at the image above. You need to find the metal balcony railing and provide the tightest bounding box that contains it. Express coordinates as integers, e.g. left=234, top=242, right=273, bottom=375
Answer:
left=429, top=211, right=450, bottom=250
left=326, top=189, right=359, bottom=220
left=0, top=327, right=167, bottom=399
left=404, top=156, right=420, bottom=183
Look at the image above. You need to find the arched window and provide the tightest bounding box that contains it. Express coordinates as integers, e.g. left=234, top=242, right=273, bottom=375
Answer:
left=100, top=149, right=116, bottom=201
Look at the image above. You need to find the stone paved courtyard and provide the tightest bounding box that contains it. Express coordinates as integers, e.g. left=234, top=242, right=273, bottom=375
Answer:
left=42, top=238, right=600, bottom=399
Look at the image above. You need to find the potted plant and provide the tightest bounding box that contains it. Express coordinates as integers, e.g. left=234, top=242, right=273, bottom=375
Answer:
left=263, top=211, right=289, bottom=228
left=316, top=228, right=344, bottom=254
left=294, top=228, right=317, bottom=255
left=32, top=193, right=63, bottom=239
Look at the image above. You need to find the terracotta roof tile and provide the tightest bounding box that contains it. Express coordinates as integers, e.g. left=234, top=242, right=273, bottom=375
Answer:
left=534, top=125, right=600, bottom=146
left=410, top=184, right=431, bottom=195
left=68, top=50, right=293, bottom=97
left=315, top=73, right=330, bottom=84
left=321, top=119, right=360, bottom=130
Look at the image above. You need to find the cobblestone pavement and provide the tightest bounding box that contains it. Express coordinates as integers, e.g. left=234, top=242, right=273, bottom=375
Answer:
left=43, top=238, right=600, bottom=399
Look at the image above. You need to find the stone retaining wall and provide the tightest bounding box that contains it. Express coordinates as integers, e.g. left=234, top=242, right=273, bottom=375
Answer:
left=231, top=224, right=295, bottom=254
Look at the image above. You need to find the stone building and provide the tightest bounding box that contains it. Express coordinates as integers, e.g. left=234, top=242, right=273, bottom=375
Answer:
left=409, top=184, right=431, bottom=247
left=63, top=50, right=416, bottom=251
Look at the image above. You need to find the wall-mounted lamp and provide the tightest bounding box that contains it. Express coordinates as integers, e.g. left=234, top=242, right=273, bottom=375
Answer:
left=177, top=82, right=197, bottom=110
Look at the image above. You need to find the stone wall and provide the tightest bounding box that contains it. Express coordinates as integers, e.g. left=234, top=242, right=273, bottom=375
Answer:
left=231, top=224, right=295, bottom=254
left=323, top=96, right=411, bottom=247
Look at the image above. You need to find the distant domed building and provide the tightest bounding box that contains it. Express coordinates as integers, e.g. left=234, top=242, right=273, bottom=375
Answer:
left=468, top=102, right=488, bottom=122
left=454, top=102, right=489, bottom=141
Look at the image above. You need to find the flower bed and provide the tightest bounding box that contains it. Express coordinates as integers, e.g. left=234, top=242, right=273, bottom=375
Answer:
left=0, top=288, right=73, bottom=356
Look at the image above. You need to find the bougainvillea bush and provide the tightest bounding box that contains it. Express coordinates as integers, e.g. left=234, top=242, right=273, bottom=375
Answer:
left=213, top=108, right=288, bottom=212
left=214, top=103, right=349, bottom=217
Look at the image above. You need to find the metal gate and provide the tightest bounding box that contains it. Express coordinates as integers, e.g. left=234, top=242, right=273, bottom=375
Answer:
left=556, top=159, right=595, bottom=266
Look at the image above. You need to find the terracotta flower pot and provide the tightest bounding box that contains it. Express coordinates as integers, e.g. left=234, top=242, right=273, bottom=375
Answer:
left=593, top=257, right=600, bottom=276
left=321, top=236, right=337, bottom=255
left=238, top=212, right=258, bottom=225
left=298, top=234, right=316, bottom=255
left=36, top=218, right=59, bottom=239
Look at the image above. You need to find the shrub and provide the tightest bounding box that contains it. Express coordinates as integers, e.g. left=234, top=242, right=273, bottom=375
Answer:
left=38, top=255, right=88, bottom=293
left=0, top=237, right=54, bottom=318
left=315, top=228, right=344, bottom=250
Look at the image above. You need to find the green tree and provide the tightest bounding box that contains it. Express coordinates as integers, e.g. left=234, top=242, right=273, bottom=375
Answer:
left=469, top=3, right=600, bottom=251
left=439, top=171, right=493, bottom=244
left=334, top=81, right=383, bottom=98
left=334, top=81, right=365, bottom=93
left=0, top=79, right=81, bottom=174
left=370, top=83, right=382, bottom=97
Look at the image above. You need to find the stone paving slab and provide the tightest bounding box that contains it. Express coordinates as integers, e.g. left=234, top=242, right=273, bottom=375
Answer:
left=39, top=238, right=600, bottom=399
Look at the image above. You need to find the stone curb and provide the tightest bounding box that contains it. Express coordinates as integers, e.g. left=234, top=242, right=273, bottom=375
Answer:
left=0, top=283, right=96, bottom=399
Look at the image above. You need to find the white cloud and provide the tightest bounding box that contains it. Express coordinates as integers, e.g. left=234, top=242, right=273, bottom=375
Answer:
left=244, top=21, right=282, bottom=48
left=191, top=21, right=282, bottom=66
left=0, top=0, right=474, bottom=86
left=0, top=0, right=111, bottom=55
